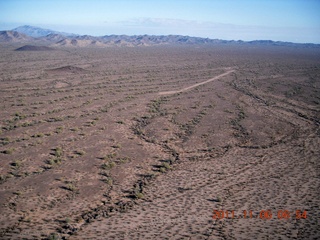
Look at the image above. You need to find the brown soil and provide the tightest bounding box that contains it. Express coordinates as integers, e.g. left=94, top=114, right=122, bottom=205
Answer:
left=0, top=44, right=319, bottom=239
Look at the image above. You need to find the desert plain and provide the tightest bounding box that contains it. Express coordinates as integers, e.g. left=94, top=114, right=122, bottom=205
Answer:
left=0, top=43, right=319, bottom=239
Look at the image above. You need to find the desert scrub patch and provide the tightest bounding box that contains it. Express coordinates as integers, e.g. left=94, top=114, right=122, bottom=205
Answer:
left=53, top=147, right=63, bottom=157
left=118, top=156, right=130, bottom=164
left=102, top=177, right=113, bottom=185
left=85, top=120, right=96, bottom=127
left=133, top=185, right=144, bottom=199
left=0, top=174, right=7, bottom=183
left=32, top=132, right=44, bottom=138
left=13, top=190, right=22, bottom=196
left=74, top=150, right=85, bottom=156
left=13, top=112, right=26, bottom=121
left=162, top=162, right=172, bottom=170
left=101, top=161, right=116, bottom=170
left=47, top=116, right=64, bottom=122
left=46, top=157, right=62, bottom=166
left=2, top=147, right=15, bottom=154
left=148, top=99, right=161, bottom=113
left=11, top=160, right=22, bottom=169
left=55, top=126, right=64, bottom=133
left=0, top=137, right=10, bottom=145
left=70, top=127, right=79, bottom=132
left=135, top=192, right=144, bottom=199
left=66, top=183, right=76, bottom=191
left=64, top=182, right=78, bottom=193
left=158, top=162, right=172, bottom=173
left=48, top=233, right=61, bottom=240
left=64, top=217, right=71, bottom=224
left=102, top=152, right=117, bottom=160
left=236, top=105, right=246, bottom=120
left=111, top=144, right=121, bottom=149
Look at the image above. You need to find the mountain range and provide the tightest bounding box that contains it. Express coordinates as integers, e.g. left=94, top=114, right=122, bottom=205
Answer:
left=12, top=25, right=77, bottom=38
left=0, top=25, right=318, bottom=48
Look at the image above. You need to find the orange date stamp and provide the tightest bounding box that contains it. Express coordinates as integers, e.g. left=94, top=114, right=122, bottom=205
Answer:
left=213, top=209, right=307, bottom=220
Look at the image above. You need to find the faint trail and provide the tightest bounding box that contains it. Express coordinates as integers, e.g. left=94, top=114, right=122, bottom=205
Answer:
left=158, top=69, right=235, bottom=95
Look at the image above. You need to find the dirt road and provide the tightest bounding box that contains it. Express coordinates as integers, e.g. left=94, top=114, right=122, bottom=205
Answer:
left=159, top=69, right=235, bottom=95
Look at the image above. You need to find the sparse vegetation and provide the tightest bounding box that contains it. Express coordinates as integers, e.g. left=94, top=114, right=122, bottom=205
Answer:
left=32, top=132, right=44, bottom=138
left=101, top=161, right=116, bottom=170
left=0, top=40, right=319, bottom=239
left=11, top=160, right=22, bottom=169
left=53, top=147, right=63, bottom=157
left=74, top=150, right=85, bottom=156
left=46, top=157, right=62, bottom=166
left=3, top=147, right=15, bottom=154
left=161, top=162, right=171, bottom=170
left=65, top=183, right=77, bottom=192
left=133, top=184, right=144, bottom=199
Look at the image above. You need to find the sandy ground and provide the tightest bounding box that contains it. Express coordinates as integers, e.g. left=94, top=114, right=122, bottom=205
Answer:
left=0, top=44, right=319, bottom=239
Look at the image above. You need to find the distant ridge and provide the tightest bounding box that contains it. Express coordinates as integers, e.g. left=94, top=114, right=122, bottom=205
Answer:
left=0, top=25, right=318, bottom=48
left=12, top=25, right=77, bottom=38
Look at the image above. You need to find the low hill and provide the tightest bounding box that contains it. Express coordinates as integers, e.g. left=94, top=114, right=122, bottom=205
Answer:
left=53, top=38, right=105, bottom=47
left=46, top=65, right=88, bottom=74
left=15, top=45, right=55, bottom=51
left=0, top=31, right=34, bottom=42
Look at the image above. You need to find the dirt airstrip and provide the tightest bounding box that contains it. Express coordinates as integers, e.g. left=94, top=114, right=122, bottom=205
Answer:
left=0, top=44, right=319, bottom=239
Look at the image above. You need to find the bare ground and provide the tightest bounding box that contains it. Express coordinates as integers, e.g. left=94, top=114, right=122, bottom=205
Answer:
left=0, top=44, right=319, bottom=239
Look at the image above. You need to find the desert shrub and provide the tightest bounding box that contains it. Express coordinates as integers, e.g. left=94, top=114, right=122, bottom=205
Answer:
left=135, top=192, right=144, bottom=199
left=133, top=185, right=144, bottom=199
left=55, top=126, right=64, bottom=133
left=13, top=112, right=26, bottom=121
left=0, top=138, right=10, bottom=146
left=47, top=233, right=61, bottom=240
left=54, top=147, right=63, bottom=157
left=101, top=161, right=116, bottom=170
left=3, top=148, right=15, bottom=154
left=47, top=157, right=62, bottom=165
left=75, top=150, right=85, bottom=156
left=103, top=152, right=117, bottom=160
left=65, top=217, right=71, bottom=224
left=119, top=157, right=130, bottom=164
left=11, top=160, right=22, bottom=169
left=66, top=183, right=76, bottom=192
left=0, top=174, right=7, bottom=182
left=32, top=133, right=44, bottom=138
left=111, top=144, right=121, bottom=149
left=162, top=162, right=171, bottom=170
left=103, top=177, right=113, bottom=185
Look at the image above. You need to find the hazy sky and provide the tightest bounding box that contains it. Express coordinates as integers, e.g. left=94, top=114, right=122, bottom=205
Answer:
left=1, top=0, right=320, bottom=43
